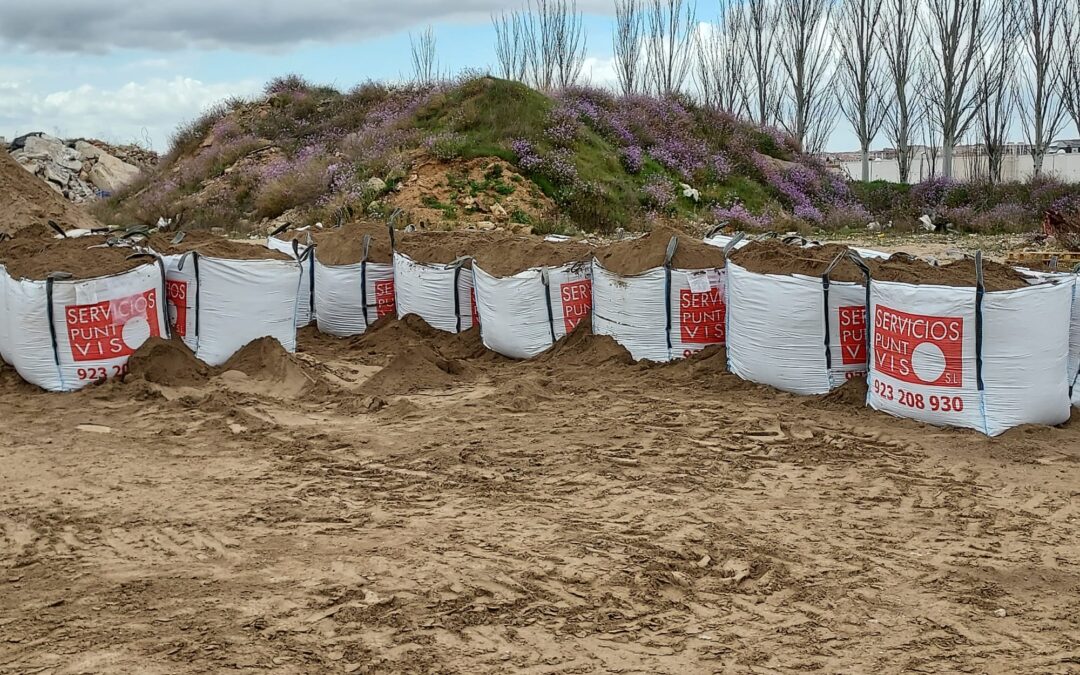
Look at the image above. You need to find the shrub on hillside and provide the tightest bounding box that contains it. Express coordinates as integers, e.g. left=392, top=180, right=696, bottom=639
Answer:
left=254, top=157, right=330, bottom=218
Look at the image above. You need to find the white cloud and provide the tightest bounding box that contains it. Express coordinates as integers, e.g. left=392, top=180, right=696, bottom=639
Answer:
left=0, top=0, right=613, bottom=53
left=0, top=77, right=259, bottom=149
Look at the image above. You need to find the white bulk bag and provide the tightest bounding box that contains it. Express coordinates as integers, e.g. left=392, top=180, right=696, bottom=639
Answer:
left=3, top=262, right=167, bottom=391
left=703, top=233, right=750, bottom=251
left=268, top=233, right=314, bottom=327
left=314, top=235, right=395, bottom=337
left=1020, top=269, right=1080, bottom=408
left=163, top=252, right=302, bottom=366
left=591, top=240, right=727, bottom=362
left=726, top=260, right=869, bottom=395
left=867, top=259, right=1073, bottom=436
left=472, top=261, right=592, bottom=359
left=393, top=252, right=477, bottom=333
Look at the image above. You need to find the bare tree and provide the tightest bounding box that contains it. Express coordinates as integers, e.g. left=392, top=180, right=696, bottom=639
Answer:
left=920, top=0, right=987, bottom=178
left=916, top=59, right=940, bottom=178
left=777, top=0, right=837, bottom=153
left=409, top=25, right=438, bottom=86
left=613, top=0, right=646, bottom=96
left=1017, top=0, right=1069, bottom=178
left=880, top=0, right=921, bottom=182
left=976, top=0, right=1018, bottom=183
left=493, top=0, right=586, bottom=90
left=836, top=0, right=887, bottom=181
left=695, top=0, right=748, bottom=114
left=1063, top=6, right=1080, bottom=136
left=644, top=0, right=698, bottom=97
left=493, top=11, right=528, bottom=82
left=742, top=0, right=782, bottom=125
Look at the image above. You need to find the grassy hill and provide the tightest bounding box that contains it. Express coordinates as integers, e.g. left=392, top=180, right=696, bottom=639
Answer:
left=93, top=74, right=1080, bottom=236
left=94, top=75, right=863, bottom=235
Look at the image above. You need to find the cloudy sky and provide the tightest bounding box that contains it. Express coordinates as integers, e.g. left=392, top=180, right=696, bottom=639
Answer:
left=1, top=0, right=1076, bottom=154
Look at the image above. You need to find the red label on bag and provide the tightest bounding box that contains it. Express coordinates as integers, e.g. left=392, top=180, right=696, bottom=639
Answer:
left=873, top=305, right=963, bottom=387
left=560, top=279, right=592, bottom=333
left=838, top=305, right=866, bottom=365
left=66, top=289, right=161, bottom=362
left=679, top=288, right=726, bottom=344
left=166, top=280, right=187, bottom=337
left=374, top=279, right=395, bottom=318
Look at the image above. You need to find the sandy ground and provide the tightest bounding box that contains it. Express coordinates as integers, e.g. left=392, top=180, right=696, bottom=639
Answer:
left=1, top=323, right=1078, bottom=675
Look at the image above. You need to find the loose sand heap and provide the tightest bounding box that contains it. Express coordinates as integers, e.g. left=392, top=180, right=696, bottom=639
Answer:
left=730, top=239, right=868, bottom=283
left=0, top=151, right=104, bottom=235
left=313, top=222, right=394, bottom=266
left=146, top=231, right=291, bottom=261
left=394, top=230, right=512, bottom=265
left=472, top=237, right=593, bottom=276
left=871, top=255, right=1031, bottom=292
left=594, top=225, right=726, bottom=274
left=125, top=337, right=211, bottom=386
left=537, top=316, right=633, bottom=367
left=732, top=239, right=1031, bottom=291
left=0, top=233, right=148, bottom=280
left=350, top=314, right=486, bottom=393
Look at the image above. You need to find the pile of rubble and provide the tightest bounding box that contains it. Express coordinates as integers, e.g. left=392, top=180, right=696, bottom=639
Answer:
left=6, top=133, right=157, bottom=204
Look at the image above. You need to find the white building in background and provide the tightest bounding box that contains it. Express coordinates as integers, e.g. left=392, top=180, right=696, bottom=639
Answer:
left=823, top=141, right=1080, bottom=183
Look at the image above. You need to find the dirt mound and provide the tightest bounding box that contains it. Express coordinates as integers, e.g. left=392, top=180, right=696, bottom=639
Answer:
left=0, top=235, right=148, bottom=280
left=364, top=344, right=467, bottom=394
left=395, top=230, right=512, bottom=265
left=220, top=337, right=309, bottom=381
left=125, top=337, right=210, bottom=386
left=655, top=344, right=730, bottom=382
left=872, top=255, right=1030, bottom=292
left=0, top=151, right=103, bottom=235
left=595, top=225, right=725, bottom=275
left=539, top=316, right=634, bottom=366
left=730, top=239, right=868, bottom=283
left=473, top=237, right=593, bottom=276
left=314, top=222, right=394, bottom=266
left=815, top=377, right=869, bottom=407
left=146, top=231, right=291, bottom=260
left=354, top=314, right=488, bottom=362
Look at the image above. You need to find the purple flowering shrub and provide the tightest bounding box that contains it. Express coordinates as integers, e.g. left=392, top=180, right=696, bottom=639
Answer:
left=712, top=203, right=772, bottom=230
left=641, top=175, right=677, bottom=211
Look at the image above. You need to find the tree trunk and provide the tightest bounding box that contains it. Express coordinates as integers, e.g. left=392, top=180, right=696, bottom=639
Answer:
left=1032, top=150, right=1044, bottom=178
left=861, top=147, right=870, bottom=182
left=942, top=143, right=954, bottom=178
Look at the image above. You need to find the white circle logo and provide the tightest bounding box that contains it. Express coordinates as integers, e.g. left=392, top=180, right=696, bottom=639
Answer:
left=911, top=341, right=947, bottom=383
left=121, top=316, right=152, bottom=350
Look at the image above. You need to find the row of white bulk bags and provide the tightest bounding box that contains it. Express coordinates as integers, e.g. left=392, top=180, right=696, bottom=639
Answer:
left=867, top=254, right=1074, bottom=436
left=393, top=252, right=477, bottom=333
left=314, top=235, right=396, bottom=337
left=705, top=229, right=890, bottom=262
left=726, top=258, right=869, bottom=395
left=267, top=231, right=315, bottom=327
left=592, top=237, right=727, bottom=362
left=1, top=260, right=168, bottom=391
left=472, top=261, right=592, bottom=359
left=161, top=252, right=302, bottom=366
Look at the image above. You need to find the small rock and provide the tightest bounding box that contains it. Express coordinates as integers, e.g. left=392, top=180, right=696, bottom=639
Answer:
left=364, top=177, right=387, bottom=193
left=993, top=608, right=1007, bottom=618
left=475, top=221, right=497, bottom=231
left=490, top=202, right=508, bottom=220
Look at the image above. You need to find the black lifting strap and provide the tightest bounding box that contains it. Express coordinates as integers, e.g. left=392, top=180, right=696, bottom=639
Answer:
left=126, top=252, right=172, bottom=340
left=449, top=256, right=470, bottom=333
left=45, top=272, right=74, bottom=379
left=846, top=250, right=872, bottom=368
left=360, top=234, right=372, bottom=326
left=541, top=267, right=557, bottom=345
left=305, top=232, right=316, bottom=318
left=664, top=236, right=677, bottom=352
left=820, top=250, right=848, bottom=372
left=178, top=251, right=201, bottom=338
left=974, top=250, right=986, bottom=392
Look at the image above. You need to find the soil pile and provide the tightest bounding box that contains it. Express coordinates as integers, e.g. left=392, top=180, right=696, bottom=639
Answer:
left=221, top=337, right=310, bottom=381
left=595, top=225, right=725, bottom=275
left=0, top=235, right=147, bottom=280
left=147, top=231, right=291, bottom=261
left=354, top=314, right=488, bottom=362
left=395, top=230, right=512, bottom=265
left=539, top=316, right=634, bottom=366
left=314, top=222, right=394, bottom=266
left=473, top=237, right=593, bottom=276
left=730, top=240, right=868, bottom=283
left=872, top=255, right=1030, bottom=292
left=657, top=344, right=730, bottom=382
left=125, top=337, right=210, bottom=386
left=816, top=377, right=869, bottom=407
left=364, top=344, right=466, bottom=394
left=0, top=151, right=103, bottom=235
